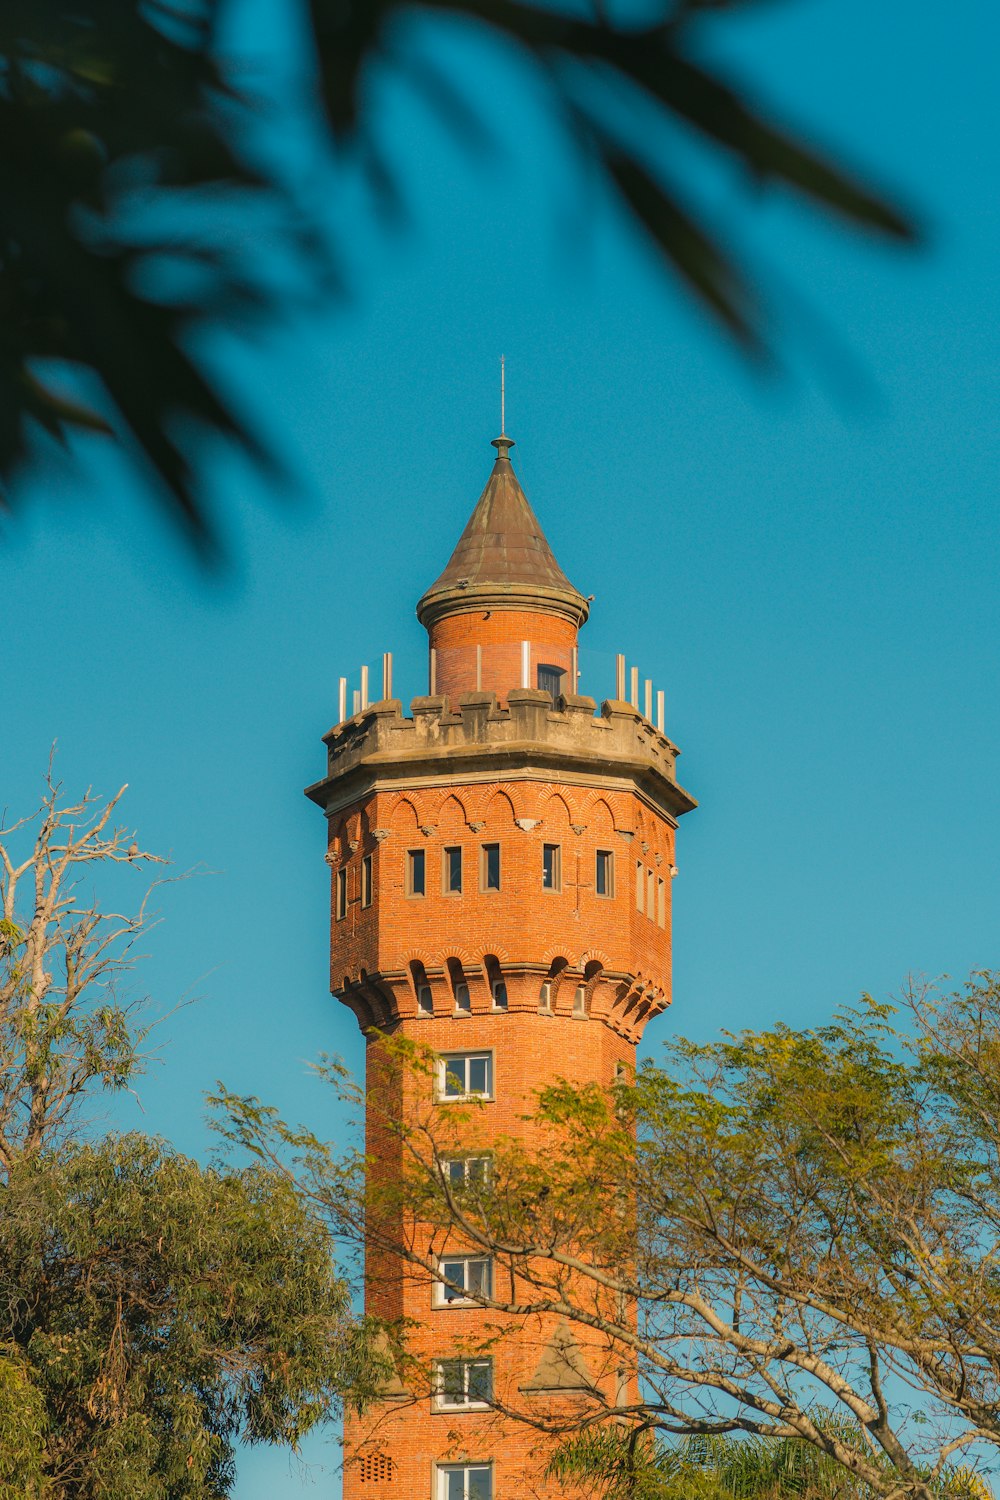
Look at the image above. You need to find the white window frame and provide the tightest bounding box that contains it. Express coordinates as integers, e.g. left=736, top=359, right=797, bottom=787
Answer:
left=491, top=978, right=508, bottom=1011
left=433, top=1254, right=493, bottom=1307
left=436, top=1463, right=494, bottom=1500
left=432, top=1357, right=493, bottom=1411
left=438, top=1051, right=493, bottom=1102
left=441, top=1154, right=491, bottom=1189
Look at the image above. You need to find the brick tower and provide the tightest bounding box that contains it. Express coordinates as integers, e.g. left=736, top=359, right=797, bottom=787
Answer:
left=306, top=431, right=695, bottom=1500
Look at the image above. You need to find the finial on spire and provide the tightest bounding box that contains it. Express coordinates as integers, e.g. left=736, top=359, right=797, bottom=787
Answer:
left=493, top=354, right=514, bottom=459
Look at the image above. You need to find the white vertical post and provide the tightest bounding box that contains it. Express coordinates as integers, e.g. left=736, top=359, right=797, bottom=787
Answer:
left=656, top=689, right=665, bottom=734
left=360, top=664, right=369, bottom=710
left=571, top=646, right=579, bottom=694
left=429, top=648, right=437, bottom=695
left=476, top=644, right=482, bottom=691
left=644, top=678, right=652, bottom=721
left=615, top=653, right=626, bottom=700
left=382, top=652, right=393, bottom=701
left=630, top=666, right=639, bottom=709
left=521, top=641, right=530, bottom=689
left=338, top=677, right=347, bottom=725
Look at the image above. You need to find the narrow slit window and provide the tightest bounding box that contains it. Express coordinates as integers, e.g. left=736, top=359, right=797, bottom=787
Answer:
left=635, top=860, right=644, bottom=912
left=335, top=866, right=347, bottom=920
left=443, top=846, right=463, bottom=895
left=573, top=985, right=586, bottom=1016
left=657, top=876, right=666, bottom=928
left=539, top=981, right=552, bottom=1012
left=480, top=843, right=501, bottom=892
left=417, top=983, right=434, bottom=1016
left=491, top=979, right=507, bottom=1010
left=454, top=981, right=471, bottom=1013
left=647, top=867, right=655, bottom=916
left=407, top=849, right=426, bottom=897
left=361, top=853, right=373, bottom=908
left=596, top=849, right=614, bottom=897
left=542, top=843, right=561, bottom=892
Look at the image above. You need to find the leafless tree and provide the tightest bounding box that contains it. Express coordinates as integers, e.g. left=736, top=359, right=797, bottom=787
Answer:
left=0, top=762, right=167, bottom=1168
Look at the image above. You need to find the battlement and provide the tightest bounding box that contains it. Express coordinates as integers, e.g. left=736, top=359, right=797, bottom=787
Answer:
left=305, top=690, right=696, bottom=822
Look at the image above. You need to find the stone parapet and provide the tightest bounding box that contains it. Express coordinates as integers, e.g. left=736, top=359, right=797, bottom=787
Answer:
left=306, top=690, right=696, bottom=822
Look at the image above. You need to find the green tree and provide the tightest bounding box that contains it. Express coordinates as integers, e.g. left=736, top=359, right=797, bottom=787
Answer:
left=217, top=976, right=1000, bottom=1500
left=0, top=772, right=376, bottom=1494
left=1, top=1, right=916, bottom=553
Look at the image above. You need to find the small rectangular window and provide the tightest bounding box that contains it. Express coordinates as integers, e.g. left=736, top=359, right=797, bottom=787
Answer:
left=407, top=849, right=426, bottom=897
left=440, top=1051, right=493, bottom=1100
left=361, top=853, right=373, bottom=908
left=542, top=843, right=561, bottom=891
left=435, top=1255, right=493, bottom=1306
left=442, top=1154, right=491, bottom=1189
left=635, top=860, right=644, bottom=913
left=443, top=846, right=463, bottom=895
left=434, top=1358, right=493, bottom=1410
left=454, top=981, right=471, bottom=1013
left=437, top=1464, right=493, bottom=1500
left=491, top=979, right=507, bottom=1010
left=335, top=867, right=347, bottom=920
left=417, top=984, right=434, bottom=1017
left=596, top=849, right=614, bottom=897
left=480, top=843, right=501, bottom=892
left=657, top=876, right=666, bottom=928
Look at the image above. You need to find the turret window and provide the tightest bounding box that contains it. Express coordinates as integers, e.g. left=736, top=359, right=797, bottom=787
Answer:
left=443, top=846, right=463, bottom=895
left=335, top=867, right=347, bottom=920
left=596, top=849, right=614, bottom=897
left=542, top=843, right=561, bottom=891
left=635, top=860, right=644, bottom=912
left=537, top=663, right=565, bottom=704
left=491, top=980, right=508, bottom=1011
left=417, top=984, right=434, bottom=1017
left=657, top=877, right=666, bottom=928
left=479, top=842, right=501, bottom=892
left=454, top=982, right=471, bottom=1013
left=361, top=854, right=373, bottom=908
left=407, top=849, right=426, bottom=897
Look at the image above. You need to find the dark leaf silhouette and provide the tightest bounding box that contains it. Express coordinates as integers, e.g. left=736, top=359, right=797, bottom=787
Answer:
left=0, top=1, right=919, bottom=555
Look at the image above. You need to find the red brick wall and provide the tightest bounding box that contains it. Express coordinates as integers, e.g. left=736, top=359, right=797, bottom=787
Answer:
left=428, top=609, right=578, bottom=702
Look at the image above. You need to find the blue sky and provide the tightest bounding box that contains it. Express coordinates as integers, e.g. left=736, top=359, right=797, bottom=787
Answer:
left=3, top=0, right=998, bottom=1492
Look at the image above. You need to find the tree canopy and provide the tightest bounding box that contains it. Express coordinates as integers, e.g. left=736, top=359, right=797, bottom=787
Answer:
left=1, top=0, right=917, bottom=554
left=0, top=771, right=376, bottom=1494
left=218, top=975, right=1000, bottom=1500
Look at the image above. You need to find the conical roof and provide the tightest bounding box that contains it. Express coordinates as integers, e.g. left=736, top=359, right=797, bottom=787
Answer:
left=416, top=436, right=589, bottom=629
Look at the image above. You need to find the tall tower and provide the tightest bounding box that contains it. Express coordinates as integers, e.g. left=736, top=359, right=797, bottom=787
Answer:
left=306, top=432, right=695, bottom=1500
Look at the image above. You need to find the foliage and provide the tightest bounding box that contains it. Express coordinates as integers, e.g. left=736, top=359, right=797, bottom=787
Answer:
left=0, top=1133, right=364, bottom=1498
left=217, top=976, right=1000, bottom=1500
left=0, top=0, right=917, bottom=552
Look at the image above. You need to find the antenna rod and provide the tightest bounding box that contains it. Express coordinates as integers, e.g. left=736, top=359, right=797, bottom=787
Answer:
left=500, top=354, right=505, bottom=433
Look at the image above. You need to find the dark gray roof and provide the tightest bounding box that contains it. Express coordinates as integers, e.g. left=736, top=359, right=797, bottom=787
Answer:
left=416, top=437, right=589, bottom=628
